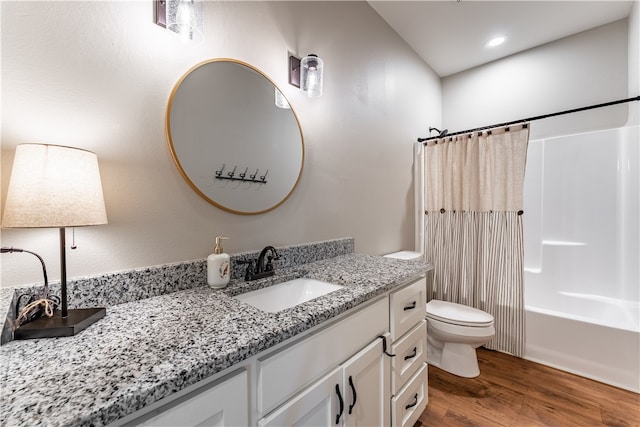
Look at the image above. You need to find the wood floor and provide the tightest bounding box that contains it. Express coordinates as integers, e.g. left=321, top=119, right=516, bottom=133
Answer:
left=415, top=348, right=640, bottom=427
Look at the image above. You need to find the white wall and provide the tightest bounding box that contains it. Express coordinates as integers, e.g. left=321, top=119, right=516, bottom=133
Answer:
left=442, top=19, right=632, bottom=139
left=0, top=1, right=441, bottom=288
left=628, top=1, right=640, bottom=123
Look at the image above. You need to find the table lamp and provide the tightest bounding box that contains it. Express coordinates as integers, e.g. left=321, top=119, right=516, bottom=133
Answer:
left=2, top=144, right=108, bottom=339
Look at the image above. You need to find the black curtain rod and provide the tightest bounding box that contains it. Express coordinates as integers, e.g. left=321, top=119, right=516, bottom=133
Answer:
left=417, top=95, right=640, bottom=143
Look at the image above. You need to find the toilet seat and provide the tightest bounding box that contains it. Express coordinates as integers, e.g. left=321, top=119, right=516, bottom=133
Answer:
left=427, top=316, right=495, bottom=339
left=426, top=300, right=494, bottom=327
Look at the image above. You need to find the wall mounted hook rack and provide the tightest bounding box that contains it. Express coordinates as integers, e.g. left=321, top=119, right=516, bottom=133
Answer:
left=215, top=164, right=268, bottom=184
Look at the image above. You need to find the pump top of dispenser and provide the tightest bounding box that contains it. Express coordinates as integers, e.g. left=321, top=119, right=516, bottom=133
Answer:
left=214, top=236, right=229, bottom=254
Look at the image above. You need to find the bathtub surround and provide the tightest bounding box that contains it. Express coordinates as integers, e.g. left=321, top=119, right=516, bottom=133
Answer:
left=524, top=126, right=639, bottom=325
left=1, top=238, right=355, bottom=345
left=523, top=125, right=640, bottom=393
left=423, top=125, right=530, bottom=357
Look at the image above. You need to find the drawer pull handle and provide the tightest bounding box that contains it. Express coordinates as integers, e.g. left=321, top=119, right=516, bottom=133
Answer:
left=378, top=335, right=396, bottom=357
left=335, top=384, right=344, bottom=425
left=405, top=393, right=419, bottom=410
left=403, top=301, right=417, bottom=311
left=348, top=375, right=357, bottom=414
left=404, top=347, right=418, bottom=360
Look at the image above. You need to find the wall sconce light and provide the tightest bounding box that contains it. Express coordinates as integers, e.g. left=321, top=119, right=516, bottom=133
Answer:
left=154, top=0, right=204, bottom=44
left=274, top=87, right=291, bottom=109
left=2, top=144, right=108, bottom=339
left=289, top=53, right=324, bottom=98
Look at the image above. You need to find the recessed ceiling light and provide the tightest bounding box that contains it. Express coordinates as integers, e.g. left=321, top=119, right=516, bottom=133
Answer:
left=485, top=36, right=506, bottom=48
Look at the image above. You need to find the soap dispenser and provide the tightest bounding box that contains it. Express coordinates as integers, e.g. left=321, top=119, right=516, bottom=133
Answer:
left=207, top=236, right=230, bottom=288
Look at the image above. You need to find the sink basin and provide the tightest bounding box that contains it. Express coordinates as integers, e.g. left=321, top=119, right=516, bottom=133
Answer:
left=233, top=278, right=344, bottom=313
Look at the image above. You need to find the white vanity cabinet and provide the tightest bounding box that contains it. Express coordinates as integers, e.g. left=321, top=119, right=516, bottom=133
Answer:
left=110, top=275, right=430, bottom=427
left=257, top=297, right=389, bottom=426
left=119, top=368, right=248, bottom=427
left=388, top=277, right=428, bottom=427
left=258, top=338, right=388, bottom=427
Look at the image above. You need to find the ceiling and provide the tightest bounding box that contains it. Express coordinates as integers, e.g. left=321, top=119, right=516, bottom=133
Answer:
left=368, top=1, right=635, bottom=77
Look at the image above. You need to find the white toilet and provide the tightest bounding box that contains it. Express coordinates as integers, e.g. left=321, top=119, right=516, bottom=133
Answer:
left=384, top=251, right=495, bottom=378
left=425, top=300, right=495, bottom=378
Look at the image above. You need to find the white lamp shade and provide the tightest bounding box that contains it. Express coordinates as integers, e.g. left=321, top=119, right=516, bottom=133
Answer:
left=2, top=144, right=108, bottom=228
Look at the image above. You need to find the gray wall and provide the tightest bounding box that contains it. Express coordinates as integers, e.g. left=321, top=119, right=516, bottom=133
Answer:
left=441, top=19, right=634, bottom=140
left=1, top=1, right=441, bottom=287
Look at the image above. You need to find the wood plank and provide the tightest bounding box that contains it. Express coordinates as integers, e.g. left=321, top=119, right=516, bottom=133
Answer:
left=519, top=395, right=603, bottom=427
left=415, top=348, right=640, bottom=427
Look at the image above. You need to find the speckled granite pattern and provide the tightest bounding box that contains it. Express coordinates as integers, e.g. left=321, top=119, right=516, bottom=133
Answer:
left=0, top=287, right=17, bottom=344
left=2, top=238, right=355, bottom=344
left=1, top=253, right=430, bottom=427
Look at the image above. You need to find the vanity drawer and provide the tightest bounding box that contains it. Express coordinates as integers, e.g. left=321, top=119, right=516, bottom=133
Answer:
left=391, top=363, right=428, bottom=427
left=256, top=297, right=389, bottom=416
left=390, top=278, right=426, bottom=341
left=391, top=320, right=427, bottom=394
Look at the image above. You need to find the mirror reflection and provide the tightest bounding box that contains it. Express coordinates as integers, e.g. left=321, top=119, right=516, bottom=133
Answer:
left=167, top=59, right=304, bottom=214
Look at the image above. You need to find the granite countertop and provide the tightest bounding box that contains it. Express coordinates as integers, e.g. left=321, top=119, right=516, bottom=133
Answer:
left=0, top=253, right=429, bottom=427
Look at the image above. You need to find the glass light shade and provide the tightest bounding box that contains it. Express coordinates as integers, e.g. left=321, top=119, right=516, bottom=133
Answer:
left=167, top=0, right=204, bottom=44
left=300, top=54, right=324, bottom=98
left=2, top=144, right=108, bottom=228
left=274, top=87, right=291, bottom=109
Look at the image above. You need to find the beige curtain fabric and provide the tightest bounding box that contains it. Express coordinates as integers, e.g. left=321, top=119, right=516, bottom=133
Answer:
left=424, top=125, right=529, bottom=357
left=425, top=126, right=529, bottom=212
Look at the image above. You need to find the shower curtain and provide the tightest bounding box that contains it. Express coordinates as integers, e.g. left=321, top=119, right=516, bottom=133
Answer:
left=423, top=125, right=529, bottom=357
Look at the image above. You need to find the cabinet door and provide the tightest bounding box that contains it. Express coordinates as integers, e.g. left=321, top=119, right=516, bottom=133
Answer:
left=134, top=369, right=248, bottom=427
left=258, top=368, right=342, bottom=427
left=342, top=339, right=389, bottom=427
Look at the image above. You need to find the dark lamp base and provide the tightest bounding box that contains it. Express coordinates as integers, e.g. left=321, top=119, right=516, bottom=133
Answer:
left=14, top=307, right=106, bottom=340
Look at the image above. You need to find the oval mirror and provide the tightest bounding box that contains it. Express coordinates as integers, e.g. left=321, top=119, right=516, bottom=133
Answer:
left=166, top=59, right=304, bottom=214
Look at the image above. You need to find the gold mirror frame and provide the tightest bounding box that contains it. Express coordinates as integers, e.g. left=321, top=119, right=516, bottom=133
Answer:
left=166, top=58, right=304, bottom=215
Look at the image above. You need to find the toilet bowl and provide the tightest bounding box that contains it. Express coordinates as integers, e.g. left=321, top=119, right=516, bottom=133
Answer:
left=426, top=300, right=495, bottom=378
left=383, top=251, right=494, bottom=378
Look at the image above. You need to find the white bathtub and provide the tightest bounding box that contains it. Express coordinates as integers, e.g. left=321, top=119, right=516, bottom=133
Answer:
left=525, top=293, right=640, bottom=393
left=523, top=125, right=639, bottom=393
